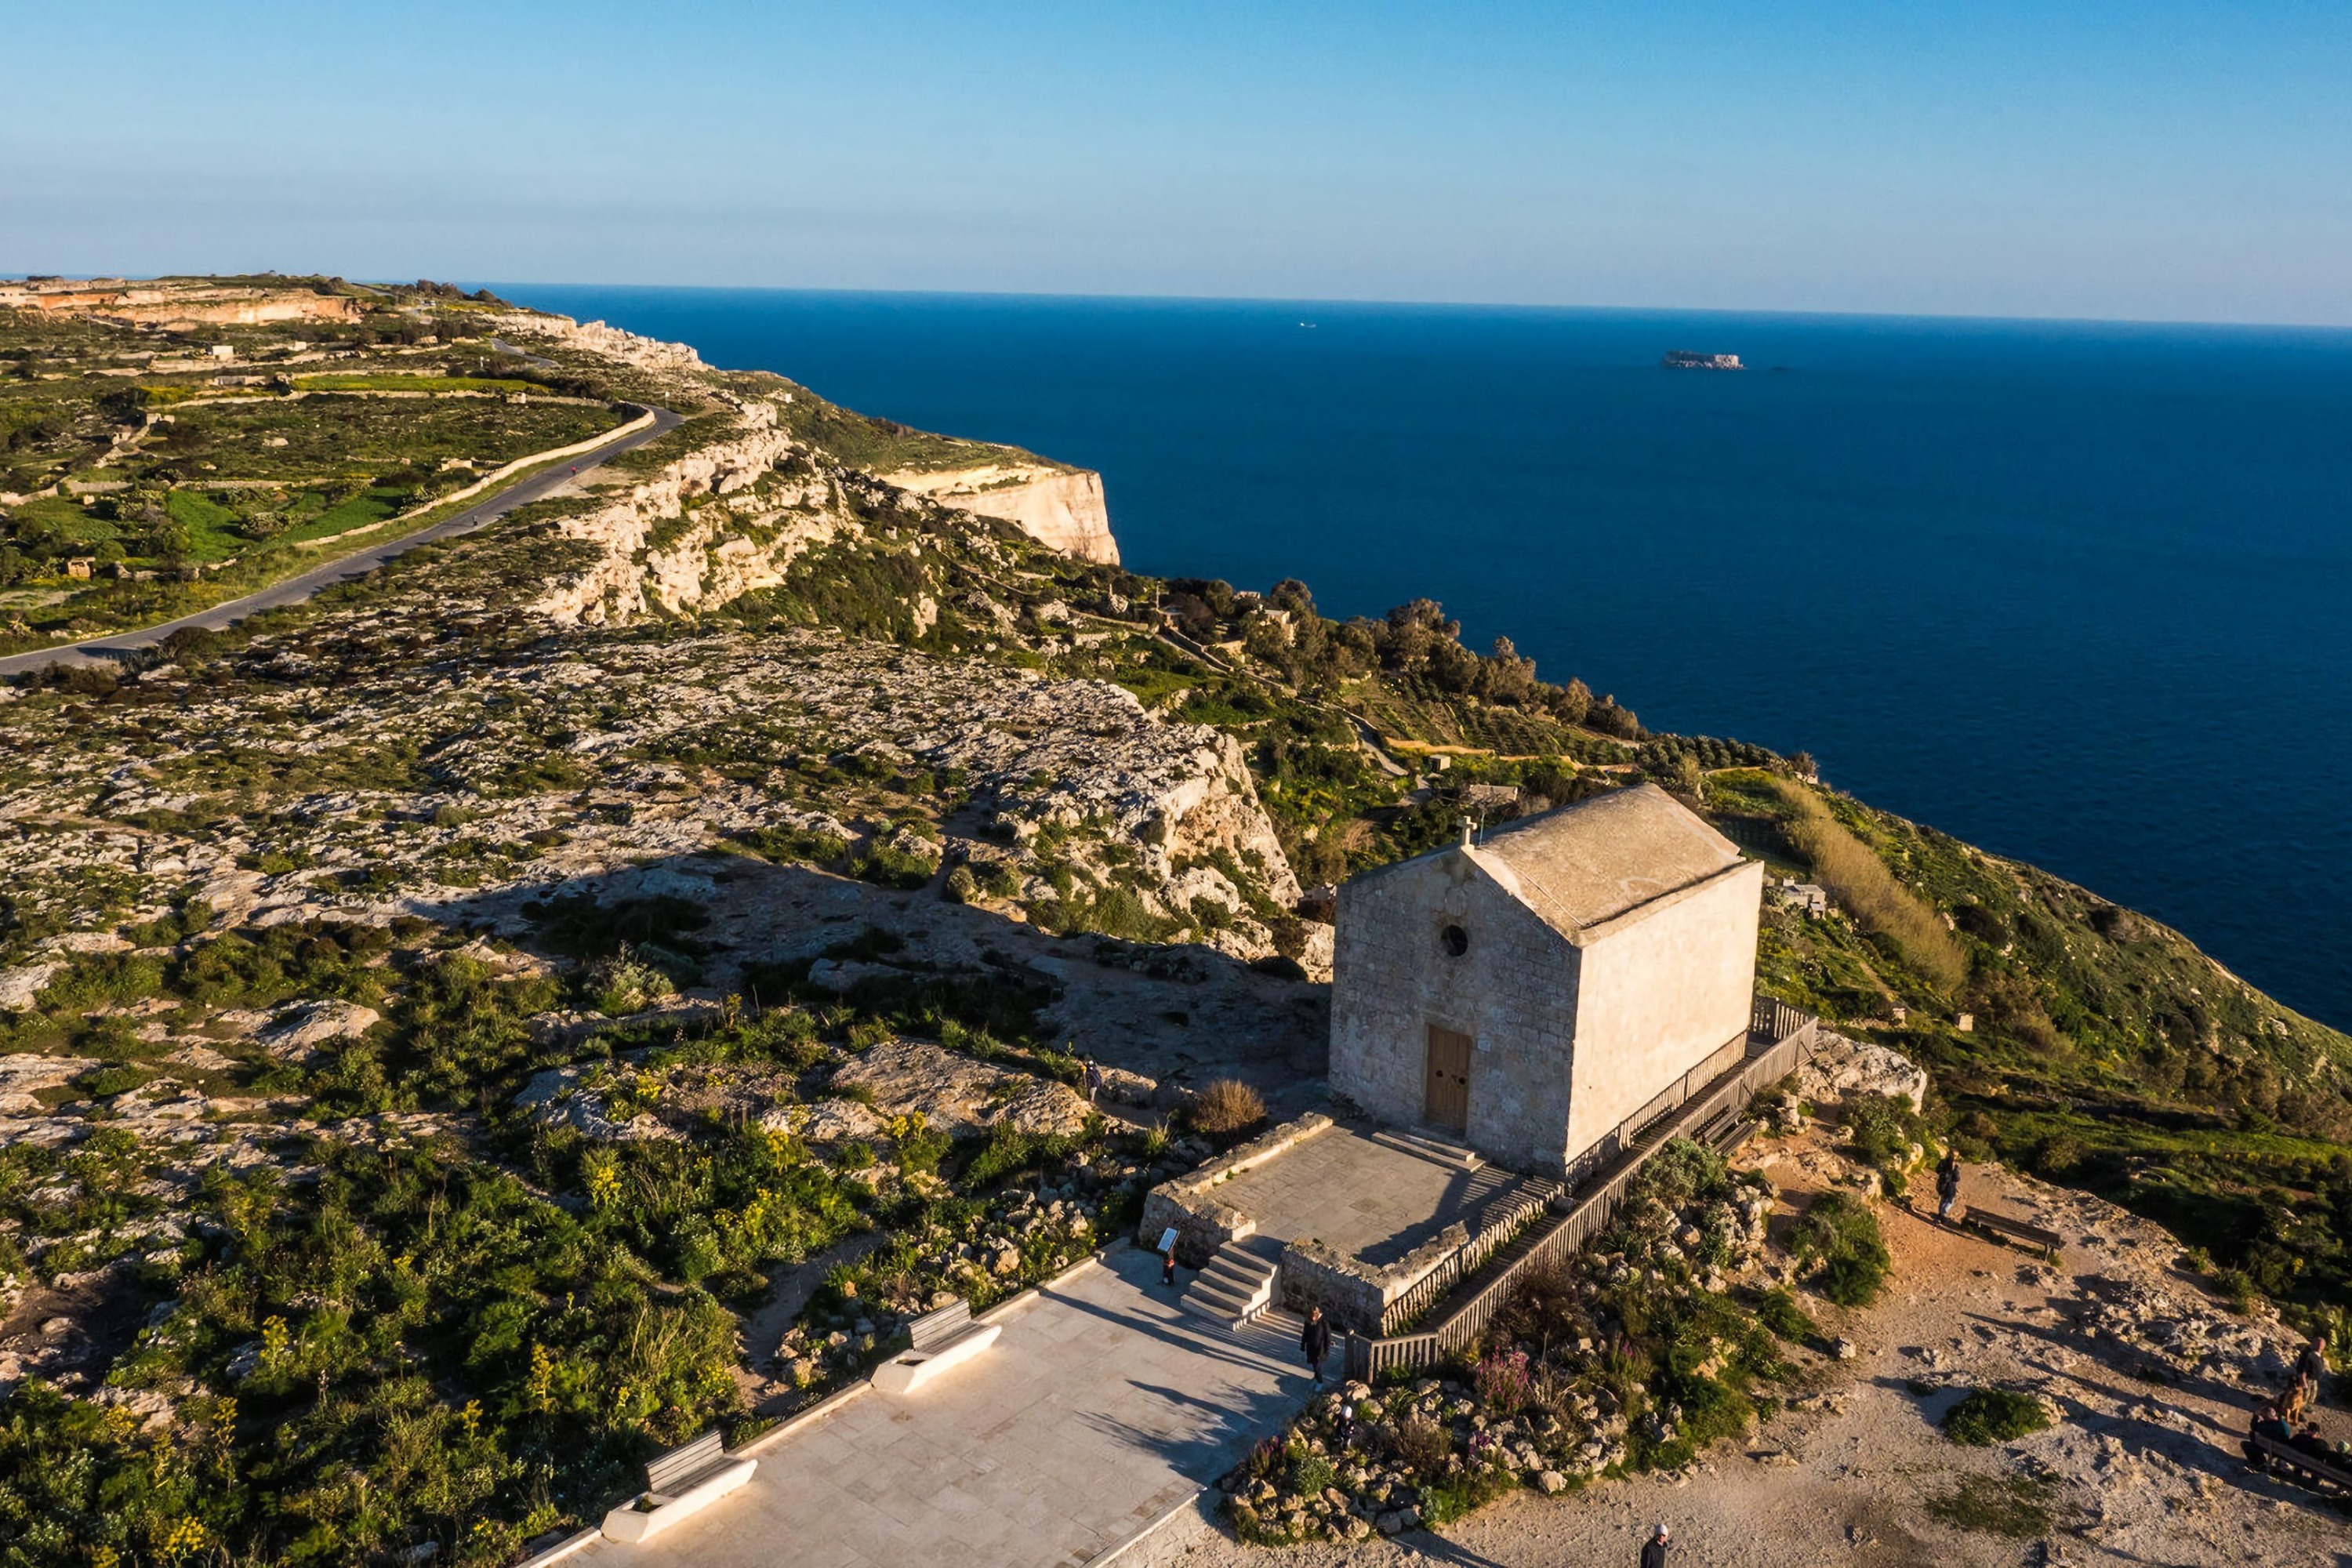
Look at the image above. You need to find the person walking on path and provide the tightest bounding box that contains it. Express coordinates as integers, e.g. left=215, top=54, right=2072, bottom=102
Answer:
left=1936, top=1147, right=1964, bottom=1221
left=1301, top=1305, right=1333, bottom=1385
left=1083, top=1058, right=1103, bottom=1106
left=1640, top=1523, right=1671, bottom=1568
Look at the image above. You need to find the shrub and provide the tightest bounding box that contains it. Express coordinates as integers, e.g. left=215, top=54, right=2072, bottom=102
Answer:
left=1844, top=1092, right=1929, bottom=1196
left=1755, top=1287, right=1819, bottom=1342
left=1791, top=1192, right=1889, bottom=1306
left=1385, top=1415, right=1450, bottom=1475
left=74, top=1063, right=151, bottom=1098
left=1941, top=1387, right=2053, bottom=1446
left=1182, top=1079, right=1266, bottom=1138
left=888, top=1112, right=950, bottom=1176
left=583, top=945, right=677, bottom=1016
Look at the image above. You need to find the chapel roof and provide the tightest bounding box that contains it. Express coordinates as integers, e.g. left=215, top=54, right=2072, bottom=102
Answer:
left=1466, top=782, right=1745, bottom=937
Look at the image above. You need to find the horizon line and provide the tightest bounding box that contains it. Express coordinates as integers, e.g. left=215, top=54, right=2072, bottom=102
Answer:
left=9, top=270, right=2352, bottom=336
left=481, top=281, right=2352, bottom=336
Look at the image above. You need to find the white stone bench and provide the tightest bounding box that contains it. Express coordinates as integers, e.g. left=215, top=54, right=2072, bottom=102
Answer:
left=599, top=1429, right=757, bottom=1544
left=871, top=1299, right=1000, bottom=1396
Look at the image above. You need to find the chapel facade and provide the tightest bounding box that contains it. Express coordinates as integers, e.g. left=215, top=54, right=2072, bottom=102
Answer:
left=1328, top=782, right=1764, bottom=1178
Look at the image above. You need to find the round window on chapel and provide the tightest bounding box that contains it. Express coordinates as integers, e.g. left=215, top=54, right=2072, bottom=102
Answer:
left=1441, top=924, right=1469, bottom=956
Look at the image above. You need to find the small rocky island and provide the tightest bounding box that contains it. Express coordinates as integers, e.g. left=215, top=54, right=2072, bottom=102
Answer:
left=1661, top=349, right=1744, bottom=369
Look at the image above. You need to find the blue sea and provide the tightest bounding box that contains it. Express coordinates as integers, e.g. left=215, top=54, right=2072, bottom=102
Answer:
left=496, top=285, right=2352, bottom=1030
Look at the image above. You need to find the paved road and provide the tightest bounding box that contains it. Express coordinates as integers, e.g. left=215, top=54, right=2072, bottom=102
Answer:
left=0, top=405, right=681, bottom=679
left=570, top=1245, right=1311, bottom=1568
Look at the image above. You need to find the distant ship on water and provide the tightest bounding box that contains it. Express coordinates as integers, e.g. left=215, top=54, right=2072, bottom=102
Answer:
left=1661, top=349, right=1744, bottom=370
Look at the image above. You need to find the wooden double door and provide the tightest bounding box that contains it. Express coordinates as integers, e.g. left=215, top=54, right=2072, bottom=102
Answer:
left=1423, top=1024, right=1472, bottom=1134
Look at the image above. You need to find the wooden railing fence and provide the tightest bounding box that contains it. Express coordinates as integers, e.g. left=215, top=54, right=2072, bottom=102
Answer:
left=1375, top=1182, right=1555, bottom=1337
left=1345, top=1004, right=1819, bottom=1381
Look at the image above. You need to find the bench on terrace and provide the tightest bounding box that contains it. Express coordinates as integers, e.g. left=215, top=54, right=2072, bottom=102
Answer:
left=2251, top=1431, right=2352, bottom=1491
left=871, top=1298, right=1000, bottom=1396
left=1958, top=1207, right=2063, bottom=1261
left=600, top=1429, right=758, bottom=1544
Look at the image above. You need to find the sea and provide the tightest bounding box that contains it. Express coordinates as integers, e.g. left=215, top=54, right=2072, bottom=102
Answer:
left=492, top=285, right=2352, bottom=1032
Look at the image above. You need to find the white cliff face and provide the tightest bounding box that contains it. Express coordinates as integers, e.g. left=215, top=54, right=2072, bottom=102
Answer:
left=880, top=463, right=1120, bottom=565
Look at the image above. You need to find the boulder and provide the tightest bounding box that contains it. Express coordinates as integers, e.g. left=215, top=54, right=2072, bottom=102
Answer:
left=0, top=963, right=64, bottom=1014
left=260, top=1000, right=382, bottom=1062
left=1798, top=1030, right=1929, bottom=1113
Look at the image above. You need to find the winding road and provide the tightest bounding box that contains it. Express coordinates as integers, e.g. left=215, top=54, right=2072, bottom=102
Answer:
left=0, top=404, right=682, bottom=679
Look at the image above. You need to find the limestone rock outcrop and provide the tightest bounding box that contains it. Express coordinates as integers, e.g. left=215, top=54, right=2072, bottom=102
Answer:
left=880, top=462, right=1120, bottom=564
left=1796, top=1029, right=1929, bottom=1112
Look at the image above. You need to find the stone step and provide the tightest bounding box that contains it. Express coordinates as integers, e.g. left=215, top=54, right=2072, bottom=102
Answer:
left=1178, top=1236, right=1279, bottom=1328
left=1199, top=1254, right=1268, bottom=1291
left=1369, top=1127, right=1483, bottom=1171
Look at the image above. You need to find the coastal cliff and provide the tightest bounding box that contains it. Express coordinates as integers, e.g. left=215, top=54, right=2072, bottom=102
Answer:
left=880, top=461, right=1120, bottom=564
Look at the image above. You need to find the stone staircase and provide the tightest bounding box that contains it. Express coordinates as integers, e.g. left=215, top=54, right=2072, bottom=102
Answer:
left=1178, top=1233, right=1284, bottom=1329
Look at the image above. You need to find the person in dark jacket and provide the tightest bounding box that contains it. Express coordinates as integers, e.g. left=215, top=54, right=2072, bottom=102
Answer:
left=1640, top=1523, right=1671, bottom=1567
left=1162, top=1247, right=1178, bottom=1289
left=1301, top=1306, right=1332, bottom=1384
left=1935, top=1148, right=1964, bottom=1221
left=2245, top=1401, right=2288, bottom=1468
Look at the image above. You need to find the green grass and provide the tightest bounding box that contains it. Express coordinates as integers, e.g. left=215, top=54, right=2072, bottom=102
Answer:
left=278, top=488, right=406, bottom=544
left=162, top=489, right=247, bottom=562
left=1926, top=1472, right=2056, bottom=1537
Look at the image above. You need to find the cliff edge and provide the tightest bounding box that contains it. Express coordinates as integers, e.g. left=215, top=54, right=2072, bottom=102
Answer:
left=880, top=461, right=1120, bottom=565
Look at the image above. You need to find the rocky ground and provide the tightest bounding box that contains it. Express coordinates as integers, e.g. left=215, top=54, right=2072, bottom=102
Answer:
left=1131, top=1131, right=2352, bottom=1568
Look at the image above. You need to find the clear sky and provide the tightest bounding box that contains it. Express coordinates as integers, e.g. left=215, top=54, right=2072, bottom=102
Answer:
left=7, top=1, right=2348, bottom=324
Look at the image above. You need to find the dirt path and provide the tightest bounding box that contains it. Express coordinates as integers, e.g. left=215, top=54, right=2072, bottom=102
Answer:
left=733, top=1228, right=893, bottom=1415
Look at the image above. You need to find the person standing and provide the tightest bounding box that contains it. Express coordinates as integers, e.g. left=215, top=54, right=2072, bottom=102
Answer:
left=2286, top=1334, right=2330, bottom=1421
left=1640, top=1523, right=1671, bottom=1567
left=1162, top=1247, right=1178, bottom=1290
left=1083, top=1058, right=1104, bottom=1105
left=1936, top=1147, right=1964, bottom=1221
left=1301, top=1305, right=1333, bottom=1385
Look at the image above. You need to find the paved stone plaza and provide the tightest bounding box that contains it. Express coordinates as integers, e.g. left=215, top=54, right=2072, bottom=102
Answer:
left=1206, top=1122, right=1518, bottom=1264
left=572, top=1246, right=1309, bottom=1568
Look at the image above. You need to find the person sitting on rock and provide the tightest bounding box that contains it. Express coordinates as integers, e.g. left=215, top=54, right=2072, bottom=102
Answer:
left=2291, top=1422, right=2333, bottom=1462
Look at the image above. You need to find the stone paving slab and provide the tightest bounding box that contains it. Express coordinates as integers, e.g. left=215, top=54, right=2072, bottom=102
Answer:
left=572, top=1244, right=1312, bottom=1568
left=1208, top=1121, right=1512, bottom=1263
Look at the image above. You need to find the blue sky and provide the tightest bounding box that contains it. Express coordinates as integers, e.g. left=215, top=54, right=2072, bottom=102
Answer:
left=6, top=1, right=2348, bottom=323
